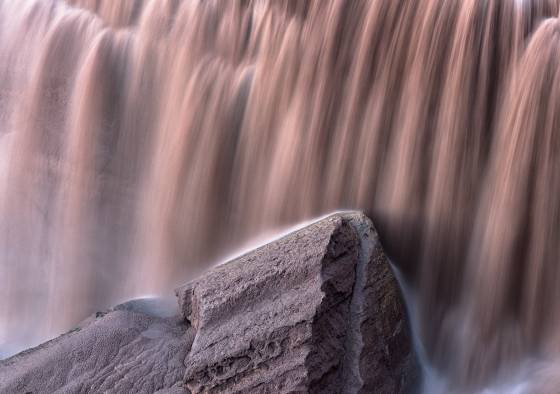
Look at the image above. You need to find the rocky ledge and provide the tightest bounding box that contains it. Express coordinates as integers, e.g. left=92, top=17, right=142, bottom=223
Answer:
left=0, top=212, right=418, bottom=393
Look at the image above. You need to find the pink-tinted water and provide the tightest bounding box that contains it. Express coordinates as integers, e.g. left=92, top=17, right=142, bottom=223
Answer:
left=1, top=0, right=560, bottom=391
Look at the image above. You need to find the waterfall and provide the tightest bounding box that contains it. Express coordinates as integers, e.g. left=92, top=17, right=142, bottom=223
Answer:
left=1, top=0, right=560, bottom=390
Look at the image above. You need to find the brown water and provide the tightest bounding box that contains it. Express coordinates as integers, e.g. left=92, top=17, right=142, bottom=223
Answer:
left=1, top=0, right=560, bottom=391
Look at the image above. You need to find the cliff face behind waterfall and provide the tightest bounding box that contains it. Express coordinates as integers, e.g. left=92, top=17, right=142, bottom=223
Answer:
left=2, top=0, right=560, bottom=390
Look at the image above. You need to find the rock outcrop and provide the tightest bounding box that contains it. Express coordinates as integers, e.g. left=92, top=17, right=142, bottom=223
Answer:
left=0, top=212, right=417, bottom=393
left=0, top=298, right=193, bottom=393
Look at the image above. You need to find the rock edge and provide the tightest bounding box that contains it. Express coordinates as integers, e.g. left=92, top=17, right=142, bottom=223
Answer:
left=0, top=212, right=418, bottom=394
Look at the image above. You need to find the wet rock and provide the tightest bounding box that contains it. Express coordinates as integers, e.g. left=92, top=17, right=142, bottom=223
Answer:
left=176, top=212, right=417, bottom=393
left=0, top=301, right=194, bottom=393
left=0, top=212, right=417, bottom=394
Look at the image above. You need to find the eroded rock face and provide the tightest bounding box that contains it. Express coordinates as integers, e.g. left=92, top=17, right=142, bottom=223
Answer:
left=0, top=298, right=193, bottom=394
left=176, top=213, right=417, bottom=393
left=0, top=212, right=417, bottom=394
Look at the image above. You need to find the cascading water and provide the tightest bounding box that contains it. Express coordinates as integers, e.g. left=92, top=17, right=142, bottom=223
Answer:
left=1, top=0, right=560, bottom=391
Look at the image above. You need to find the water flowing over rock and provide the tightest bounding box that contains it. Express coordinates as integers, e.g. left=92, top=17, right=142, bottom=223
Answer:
left=0, top=213, right=416, bottom=393
left=2, top=0, right=560, bottom=390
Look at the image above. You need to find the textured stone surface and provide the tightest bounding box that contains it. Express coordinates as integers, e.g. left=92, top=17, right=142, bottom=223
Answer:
left=177, top=212, right=417, bottom=393
left=0, top=212, right=417, bottom=394
left=344, top=213, right=418, bottom=393
left=0, top=299, right=193, bottom=394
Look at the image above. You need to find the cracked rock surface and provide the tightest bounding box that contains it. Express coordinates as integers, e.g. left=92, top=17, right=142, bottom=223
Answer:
left=0, top=212, right=417, bottom=393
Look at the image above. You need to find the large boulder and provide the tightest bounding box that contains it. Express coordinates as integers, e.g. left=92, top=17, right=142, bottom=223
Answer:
left=177, top=212, right=417, bottom=393
left=0, top=212, right=418, bottom=393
